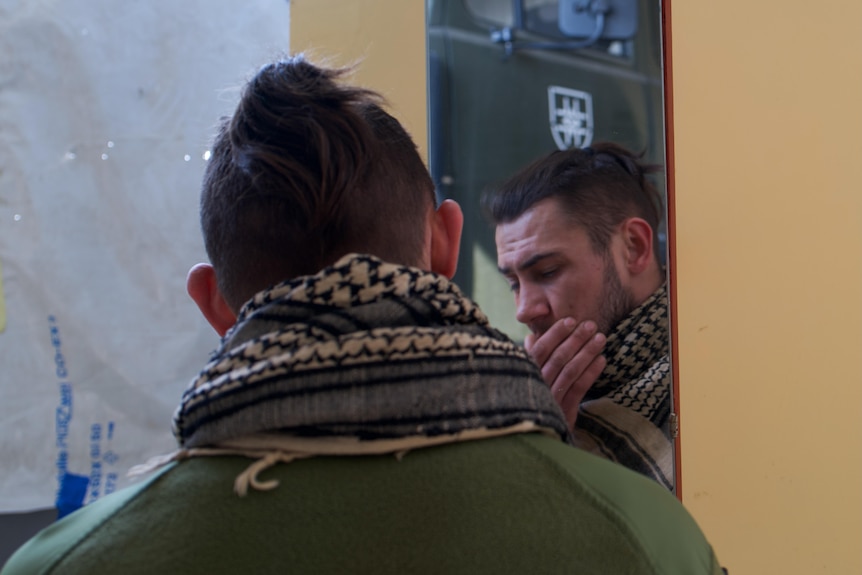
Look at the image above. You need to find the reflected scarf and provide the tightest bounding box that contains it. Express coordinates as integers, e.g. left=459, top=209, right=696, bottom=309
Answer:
left=172, top=254, right=571, bottom=454
left=574, top=283, right=675, bottom=490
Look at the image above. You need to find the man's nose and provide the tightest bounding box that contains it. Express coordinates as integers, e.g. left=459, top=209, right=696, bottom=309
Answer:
left=514, top=285, right=549, bottom=326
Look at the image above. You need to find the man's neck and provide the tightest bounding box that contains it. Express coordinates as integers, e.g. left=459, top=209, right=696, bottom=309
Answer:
left=630, top=264, right=664, bottom=308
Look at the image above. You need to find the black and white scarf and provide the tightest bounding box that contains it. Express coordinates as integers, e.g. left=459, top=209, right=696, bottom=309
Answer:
left=171, top=254, right=571, bottom=453
left=574, top=283, right=675, bottom=490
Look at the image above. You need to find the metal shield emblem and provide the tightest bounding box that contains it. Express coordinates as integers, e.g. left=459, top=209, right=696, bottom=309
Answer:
left=548, top=86, right=594, bottom=150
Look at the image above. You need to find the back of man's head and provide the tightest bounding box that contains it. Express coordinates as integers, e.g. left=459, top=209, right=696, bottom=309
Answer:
left=482, top=142, right=663, bottom=259
left=200, top=55, right=435, bottom=311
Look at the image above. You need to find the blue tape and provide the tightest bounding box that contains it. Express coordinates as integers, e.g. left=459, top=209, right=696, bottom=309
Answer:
left=56, top=472, right=89, bottom=519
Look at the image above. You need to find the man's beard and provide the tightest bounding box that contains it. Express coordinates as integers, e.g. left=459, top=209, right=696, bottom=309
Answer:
left=597, top=257, right=636, bottom=335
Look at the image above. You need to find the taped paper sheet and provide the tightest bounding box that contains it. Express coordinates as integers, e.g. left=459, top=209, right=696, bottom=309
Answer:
left=0, top=0, right=290, bottom=513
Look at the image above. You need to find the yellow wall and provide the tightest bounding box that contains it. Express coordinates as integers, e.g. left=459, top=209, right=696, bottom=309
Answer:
left=670, top=1, right=862, bottom=573
left=290, top=1, right=862, bottom=572
left=289, top=0, right=428, bottom=162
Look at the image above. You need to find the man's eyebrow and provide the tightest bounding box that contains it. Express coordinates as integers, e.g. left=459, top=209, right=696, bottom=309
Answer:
left=498, top=252, right=557, bottom=275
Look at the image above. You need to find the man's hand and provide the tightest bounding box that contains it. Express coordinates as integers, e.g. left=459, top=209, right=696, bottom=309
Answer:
left=524, top=318, right=607, bottom=430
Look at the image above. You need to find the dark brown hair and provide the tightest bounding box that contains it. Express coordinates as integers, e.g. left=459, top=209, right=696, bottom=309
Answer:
left=482, top=142, right=663, bottom=258
left=200, top=55, right=435, bottom=310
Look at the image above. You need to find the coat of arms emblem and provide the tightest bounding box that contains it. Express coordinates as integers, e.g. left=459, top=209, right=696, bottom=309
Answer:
left=548, top=86, right=594, bottom=150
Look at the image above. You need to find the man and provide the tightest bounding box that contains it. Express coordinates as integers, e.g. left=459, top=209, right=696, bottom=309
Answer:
left=3, top=58, right=720, bottom=574
left=484, top=143, right=675, bottom=489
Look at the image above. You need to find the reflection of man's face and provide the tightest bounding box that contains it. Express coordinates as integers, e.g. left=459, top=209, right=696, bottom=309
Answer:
left=495, top=197, right=635, bottom=336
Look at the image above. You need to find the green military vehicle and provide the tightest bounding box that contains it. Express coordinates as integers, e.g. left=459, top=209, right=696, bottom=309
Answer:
left=426, top=0, right=666, bottom=338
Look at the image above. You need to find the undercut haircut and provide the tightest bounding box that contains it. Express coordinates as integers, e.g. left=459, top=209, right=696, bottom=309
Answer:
left=482, top=142, right=663, bottom=259
left=200, top=55, right=436, bottom=311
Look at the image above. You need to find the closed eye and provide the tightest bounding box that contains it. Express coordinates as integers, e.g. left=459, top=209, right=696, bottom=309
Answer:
left=538, top=267, right=558, bottom=280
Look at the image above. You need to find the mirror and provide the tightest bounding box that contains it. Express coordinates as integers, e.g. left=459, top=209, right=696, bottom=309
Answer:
left=426, top=0, right=675, bottom=490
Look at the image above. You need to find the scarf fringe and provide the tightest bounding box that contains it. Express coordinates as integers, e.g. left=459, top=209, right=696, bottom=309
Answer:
left=129, top=421, right=557, bottom=497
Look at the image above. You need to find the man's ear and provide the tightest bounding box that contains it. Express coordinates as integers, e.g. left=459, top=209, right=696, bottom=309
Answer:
left=429, top=199, right=464, bottom=279
left=619, top=217, right=655, bottom=275
left=186, top=263, right=237, bottom=337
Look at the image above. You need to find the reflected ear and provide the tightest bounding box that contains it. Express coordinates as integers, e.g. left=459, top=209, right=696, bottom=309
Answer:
left=429, top=199, right=464, bottom=279
left=620, top=217, right=655, bottom=274
left=186, top=263, right=237, bottom=337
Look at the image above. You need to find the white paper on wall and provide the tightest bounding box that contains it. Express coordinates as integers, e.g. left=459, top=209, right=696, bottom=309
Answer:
left=0, top=0, right=290, bottom=513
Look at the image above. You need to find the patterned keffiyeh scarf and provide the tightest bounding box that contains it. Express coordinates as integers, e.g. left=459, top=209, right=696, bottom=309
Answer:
left=171, top=254, right=571, bottom=454
left=574, top=283, right=675, bottom=490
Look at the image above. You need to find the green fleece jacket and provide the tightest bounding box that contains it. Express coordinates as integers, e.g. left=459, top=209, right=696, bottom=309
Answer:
left=3, top=434, right=721, bottom=575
